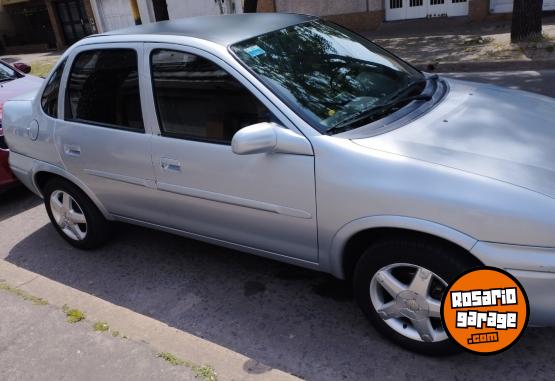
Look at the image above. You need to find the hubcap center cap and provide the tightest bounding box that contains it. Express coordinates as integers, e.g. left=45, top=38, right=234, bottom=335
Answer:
left=396, top=290, right=429, bottom=320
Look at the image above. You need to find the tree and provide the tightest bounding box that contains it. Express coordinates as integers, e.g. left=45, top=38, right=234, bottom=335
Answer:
left=511, top=0, right=543, bottom=42
left=244, top=0, right=258, bottom=13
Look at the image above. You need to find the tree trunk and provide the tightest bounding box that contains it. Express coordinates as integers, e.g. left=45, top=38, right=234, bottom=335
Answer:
left=244, top=0, right=258, bottom=13
left=511, top=0, right=543, bottom=42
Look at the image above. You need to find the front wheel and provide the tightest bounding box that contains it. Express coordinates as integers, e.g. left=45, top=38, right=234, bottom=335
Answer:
left=354, top=238, right=478, bottom=355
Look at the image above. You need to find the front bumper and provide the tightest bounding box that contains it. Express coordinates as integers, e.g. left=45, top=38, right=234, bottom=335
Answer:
left=471, top=242, right=555, bottom=327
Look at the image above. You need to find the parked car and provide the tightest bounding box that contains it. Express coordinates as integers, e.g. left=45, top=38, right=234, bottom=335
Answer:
left=0, top=59, right=42, bottom=192
left=3, top=14, right=554, bottom=354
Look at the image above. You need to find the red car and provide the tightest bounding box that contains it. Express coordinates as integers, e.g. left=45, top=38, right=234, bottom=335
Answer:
left=0, top=60, right=43, bottom=192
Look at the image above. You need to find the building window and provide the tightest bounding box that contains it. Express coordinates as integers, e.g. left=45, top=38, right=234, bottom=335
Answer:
left=66, top=49, right=144, bottom=131
left=390, top=0, right=403, bottom=9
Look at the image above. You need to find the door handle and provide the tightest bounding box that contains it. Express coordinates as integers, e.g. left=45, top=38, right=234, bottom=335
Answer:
left=160, top=158, right=181, bottom=172
left=63, top=144, right=81, bottom=157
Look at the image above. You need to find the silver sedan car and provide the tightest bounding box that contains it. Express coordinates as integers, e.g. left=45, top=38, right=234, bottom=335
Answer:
left=4, top=13, right=555, bottom=354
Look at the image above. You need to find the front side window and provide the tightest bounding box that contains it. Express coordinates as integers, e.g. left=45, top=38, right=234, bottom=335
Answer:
left=151, top=49, right=273, bottom=144
left=41, top=58, right=67, bottom=118
left=231, top=20, right=424, bottom=134
left=66, top=49, right=144, bottom=131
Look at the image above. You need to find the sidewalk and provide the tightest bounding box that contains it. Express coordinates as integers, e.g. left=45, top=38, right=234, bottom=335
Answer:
left=362, top=15, right=555, bottom=72
left=0, top=290, right=196, bottom=381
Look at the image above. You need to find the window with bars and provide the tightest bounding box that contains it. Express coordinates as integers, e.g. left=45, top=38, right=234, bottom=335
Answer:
left=410, top=0, right=424, bottom=6
left=390, top=0, right=403, bottom=9
left=452, top=0, right=467, bottom=3
left=430, top=0, right=445, bottom=5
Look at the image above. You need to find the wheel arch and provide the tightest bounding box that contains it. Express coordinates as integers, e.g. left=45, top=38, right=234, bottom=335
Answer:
left=328, top=216, right=482, bottom=280
left=33, top=167, right=112, bottom=220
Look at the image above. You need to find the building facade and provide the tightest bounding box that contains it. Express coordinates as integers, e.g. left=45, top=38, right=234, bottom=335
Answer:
left=2, top=0, right=552, bottom=51
left=0, top=0, right=98, bottom=51
left=88, top=0, right=555, bottom=34
left=90, top=0, right=244, bottom=33
left=259, top=0, right=555, bottom=29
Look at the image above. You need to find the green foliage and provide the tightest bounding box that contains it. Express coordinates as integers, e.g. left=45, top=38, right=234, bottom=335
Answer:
left=63, top=305, right=86, bottom=323
left=93, top=321, right=109, bottom=332
left=0, top=282, right=48, bottom=305
left=157, top=352, right=218, bottom=380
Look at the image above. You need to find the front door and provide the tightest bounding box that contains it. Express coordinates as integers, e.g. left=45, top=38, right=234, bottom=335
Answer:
left=143, top=45, right=318, bottom=263
left=56, top=0, right=92, bottom=44
left=56, top=43, right=158, bottom=221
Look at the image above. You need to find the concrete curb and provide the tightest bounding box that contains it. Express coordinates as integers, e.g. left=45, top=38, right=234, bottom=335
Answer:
left=0, top=260, right=302, bottom=381
left=414, top=60, right=555, bottom=73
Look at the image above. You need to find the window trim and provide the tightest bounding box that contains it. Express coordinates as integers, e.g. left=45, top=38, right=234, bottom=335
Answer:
left=149, top=47, right=280, bottom=145
left=64, top=47, right=145, bottom=133
left=40, top=58, right=67, bottom=120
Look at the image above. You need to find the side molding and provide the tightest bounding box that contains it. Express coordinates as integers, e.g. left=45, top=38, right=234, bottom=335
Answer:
left=326, top=215, right=478, bottom=279
left=30, top=160, right=113, bottom=220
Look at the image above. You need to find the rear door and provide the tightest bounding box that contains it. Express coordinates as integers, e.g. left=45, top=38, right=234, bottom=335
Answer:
left=56, top=43, right=158, bottom=221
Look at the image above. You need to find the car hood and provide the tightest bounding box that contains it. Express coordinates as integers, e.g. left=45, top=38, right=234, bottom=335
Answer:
left=353, top=78, right=555, bottom=199
left=0, top=74, right=43, bottom=119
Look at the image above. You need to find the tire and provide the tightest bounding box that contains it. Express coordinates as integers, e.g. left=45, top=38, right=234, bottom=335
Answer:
left=43, top=178, right=110, bottom=249
left=353, top=237, right=479, bottom=355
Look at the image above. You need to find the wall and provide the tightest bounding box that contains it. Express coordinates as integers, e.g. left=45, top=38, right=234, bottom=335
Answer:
left=275, top=0, right=366, bottom=16
left=165, top=0, right=243, bottom=19
left=0, top=3, right=16, bottom=41
left=469, top=0, right=490, bottom=21
left=275, top=0, right=383, bottom=16
left=271, top=0, right=384, bottom=30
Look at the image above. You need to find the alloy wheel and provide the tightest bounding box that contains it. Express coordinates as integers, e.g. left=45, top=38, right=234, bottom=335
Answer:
left=49, top=190, right=88, bottom=241
left=370, top=263, right=448, bottom=343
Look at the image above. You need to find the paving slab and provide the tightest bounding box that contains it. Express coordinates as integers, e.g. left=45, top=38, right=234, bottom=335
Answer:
left=0, top=290, right=196, bottom=381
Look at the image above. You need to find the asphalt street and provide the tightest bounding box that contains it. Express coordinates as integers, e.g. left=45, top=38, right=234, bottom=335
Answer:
left=1, top=70, right=554, bottom=381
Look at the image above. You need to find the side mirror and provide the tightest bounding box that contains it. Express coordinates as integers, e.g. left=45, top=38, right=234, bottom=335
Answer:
left=231, top=122, right=313, bottom=156
left=13, top=62, right=31, bottom=74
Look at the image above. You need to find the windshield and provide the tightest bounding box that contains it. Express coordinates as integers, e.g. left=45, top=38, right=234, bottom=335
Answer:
left=231, top=20, right=424, bottom=134
left=0, top=61, right=19, bottom=83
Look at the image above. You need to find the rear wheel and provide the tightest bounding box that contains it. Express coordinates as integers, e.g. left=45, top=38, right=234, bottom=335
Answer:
left=354, top=238, right=478, bottom=355
left=44, top=178, right=110, bottom=249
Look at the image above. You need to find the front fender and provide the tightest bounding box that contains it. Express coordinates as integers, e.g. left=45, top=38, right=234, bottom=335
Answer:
left=325, top=215, right=478, bottom=279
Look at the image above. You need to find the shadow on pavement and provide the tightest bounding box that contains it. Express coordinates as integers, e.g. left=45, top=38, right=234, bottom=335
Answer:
left=6, top=223, right=555, bottom=380
left=0, top=187, right=42, bottom=223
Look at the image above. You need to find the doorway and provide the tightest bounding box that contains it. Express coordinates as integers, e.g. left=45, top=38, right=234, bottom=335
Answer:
left=55, top=0, right=93, bottom=45
left=152, top=0, right=169, bottom=21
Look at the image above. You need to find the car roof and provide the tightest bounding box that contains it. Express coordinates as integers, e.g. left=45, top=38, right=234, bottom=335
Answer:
left=100, top=13, right=317, bottom=46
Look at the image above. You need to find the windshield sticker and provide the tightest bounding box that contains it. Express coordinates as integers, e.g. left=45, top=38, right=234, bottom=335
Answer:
left=245, top=45, right=266, bottom=58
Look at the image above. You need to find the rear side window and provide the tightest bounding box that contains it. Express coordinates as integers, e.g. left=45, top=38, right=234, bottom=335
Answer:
left=41, top=58, right=66, bottom=118
left=66, top=49, right=144, bottom=131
